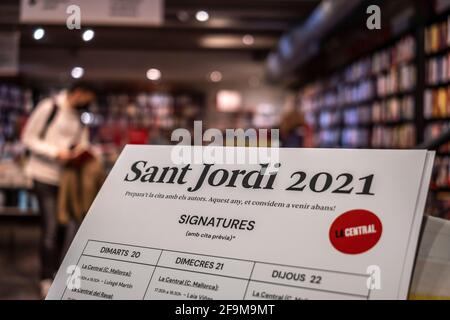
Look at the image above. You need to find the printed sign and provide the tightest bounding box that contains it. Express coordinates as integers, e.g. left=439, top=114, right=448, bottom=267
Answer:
left=20, top=0, right=163, bottom=26
left=47, top=146, right=434, bottom=300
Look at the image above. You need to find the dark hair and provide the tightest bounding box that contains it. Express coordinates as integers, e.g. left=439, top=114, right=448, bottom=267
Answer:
left=68, top=81, right=97, bottom=95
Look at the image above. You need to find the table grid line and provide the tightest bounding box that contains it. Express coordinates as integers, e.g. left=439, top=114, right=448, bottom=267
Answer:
left=137, top=261, right=368, bottom=299
left=63, top=239, right=371, bottom=300
left=243, top=262, right=256, bottom=299
left=88, top=238, right=368, bottom=278
left=142, top=249, right=163, bottom=299
left=82, top=253, right=159, bottom=267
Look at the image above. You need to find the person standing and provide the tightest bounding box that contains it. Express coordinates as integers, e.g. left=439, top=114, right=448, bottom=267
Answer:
left=21, top=83, right=95, bottom=298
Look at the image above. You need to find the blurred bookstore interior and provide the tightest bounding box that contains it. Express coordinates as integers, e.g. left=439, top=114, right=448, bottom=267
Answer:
left=1, top=0, right=450, bottom=299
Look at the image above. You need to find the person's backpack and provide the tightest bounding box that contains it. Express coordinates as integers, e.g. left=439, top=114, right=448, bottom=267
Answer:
left=38, top=100, right=59, bottom=139
left=23, top=100, right=58, bottom=158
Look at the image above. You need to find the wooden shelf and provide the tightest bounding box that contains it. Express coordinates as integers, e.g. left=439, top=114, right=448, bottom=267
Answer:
left=425, top=46, right=450, bottom=58
left=0, top=207, right=37, bottom=216
left=0, top=207, right=40, bottom=224
left=424, top=117, right=450, bottom=122
left=426, top=81, right=450, bottom=88
left=372, top=119, right=415, bottom=126
left=340, top=123, right=372, bottom=129
left=0, top=186, right=33, bottom=191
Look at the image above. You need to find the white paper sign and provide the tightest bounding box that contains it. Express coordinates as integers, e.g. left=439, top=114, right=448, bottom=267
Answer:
left=47, top=146, right=434, bottom=300
left=20, top=0, right=163, bottom=26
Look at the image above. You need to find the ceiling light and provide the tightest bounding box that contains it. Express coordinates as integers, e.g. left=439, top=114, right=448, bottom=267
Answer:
left=210, top=71, right=222, bottom=82
left=242, top=34, right=254, bottom=45
left=71, top=67, right=84, bottom=79
left=146, top=68, right=161, bottom=81
left=195, top=10, right=209, bottom=22
left=33, top=28, right=45, bottom=40
left=82, top=29, right=95, bottom=42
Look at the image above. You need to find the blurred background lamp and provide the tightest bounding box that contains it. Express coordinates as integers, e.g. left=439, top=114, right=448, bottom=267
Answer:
left=216, top=90, right=242, bottom=112
left=33, top=28, right=45, bottom=40
left=210, top=71, right=222, bottom=82
left=71, top=67, right=84, bottom=79
left=146, top=68, right=161, bottom=81
left=242, top=34, right=254, bottom=45
left=82, top=29, right=95, bottom=42
left=195, top=10, right=209, bottom=22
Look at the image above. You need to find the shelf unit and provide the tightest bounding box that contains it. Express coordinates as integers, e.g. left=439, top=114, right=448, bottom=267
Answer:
left=297, top=5, right=450, bottom=202
left=425, top=10, right=450, bottom=193
left=299, top=33, right=418, bottom=149
left=0, top=185, right=38, bottom=220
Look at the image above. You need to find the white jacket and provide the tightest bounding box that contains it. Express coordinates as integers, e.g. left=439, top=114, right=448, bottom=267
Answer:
left=22, top=91, right=89, bottom=186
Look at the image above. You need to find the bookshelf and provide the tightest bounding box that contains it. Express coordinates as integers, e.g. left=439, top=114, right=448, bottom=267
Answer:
left=297, top=5, right=450, bottom=215
left=425, top=12, right=450, bottom=192
left=298, top=34, right=417, bottom=149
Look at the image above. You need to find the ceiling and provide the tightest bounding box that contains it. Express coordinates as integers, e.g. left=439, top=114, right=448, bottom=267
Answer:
left=0, top=0, right=321, bottom=89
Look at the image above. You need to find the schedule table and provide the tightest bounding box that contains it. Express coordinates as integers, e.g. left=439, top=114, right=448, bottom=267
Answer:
left=61, top=240, right=371, bottom=300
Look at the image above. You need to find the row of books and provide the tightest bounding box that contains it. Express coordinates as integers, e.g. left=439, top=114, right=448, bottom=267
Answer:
left=371, top=124, right=416, bottom=149
left=424, top=123, right=450, bottom=153
left=0, top=85, right=32, bottom=146
left=425, top=16, right=450, bottom=54
left=372, top=96, right=415, bottom=123
left=424, top=86, right=450, bottom=119
left=316, top=130, right=340, bottom=148
left=314, top=124, right=416, bottom=149
left=341, top=80, right=374, bottom=105
left=343, top=106, right=371, bottom=126
left=318, top=110, right=340, bottom=128
left=0, top=85, right=28, bottom=110
left=305, top=67, right=415, bottom=113
left=342, top=64, right=416, bottom=104
left=426, top=52, right=450, bottom=85
left=344, top=35, right=416, bottom=82
left=431, top=156, right=450, bottom=189
left=341, top=128, right=369, bottom=148
left=317, top=96, right=415, bottom=128
left=99, top=93, right=178, bottom=130
left=315, top=124, right=415, bottom=149
left=376, top=64, right=416, bottom=97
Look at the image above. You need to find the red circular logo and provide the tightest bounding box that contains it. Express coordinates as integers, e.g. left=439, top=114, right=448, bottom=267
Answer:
left=329, top=209, right=382, bottom=254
